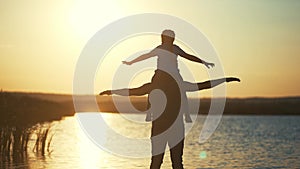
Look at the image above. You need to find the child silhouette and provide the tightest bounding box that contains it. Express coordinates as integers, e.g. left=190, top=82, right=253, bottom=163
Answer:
left=122, top=29, right=215, bottom=123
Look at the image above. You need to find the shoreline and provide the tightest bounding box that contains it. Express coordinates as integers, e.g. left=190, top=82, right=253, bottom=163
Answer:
left=1, top=91, right=299, bottom=123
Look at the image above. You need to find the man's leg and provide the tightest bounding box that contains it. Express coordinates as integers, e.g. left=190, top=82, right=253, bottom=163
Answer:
left=170, top=139, right=184, bottom=169
left=150, top=135, right=168, bottom=169
left=150, top=153, right=165, bottom=169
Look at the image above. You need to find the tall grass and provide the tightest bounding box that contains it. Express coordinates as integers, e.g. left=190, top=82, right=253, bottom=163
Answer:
left=0, top=124, right=53, bottom=161
left=33, top=125, right=53, bottom=155
left=0, top=91, right=56, bottom=161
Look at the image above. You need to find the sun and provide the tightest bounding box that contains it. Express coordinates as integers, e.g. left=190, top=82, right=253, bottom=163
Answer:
left=68, top=0, right=126, bottom=40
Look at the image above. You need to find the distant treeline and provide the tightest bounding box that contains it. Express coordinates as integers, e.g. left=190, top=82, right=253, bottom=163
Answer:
left=98, top=96, right=300, bottom=115
left=198, top=97, right=300, bottom=115
left=1, top=92, right=300, bottom=123
left=0, top=92, right=71, bottom=159
left=0, top=92, right=74, bottom=126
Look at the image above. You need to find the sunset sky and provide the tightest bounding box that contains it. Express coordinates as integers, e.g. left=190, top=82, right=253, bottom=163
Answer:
left=1, top=0, right=299, bottom=97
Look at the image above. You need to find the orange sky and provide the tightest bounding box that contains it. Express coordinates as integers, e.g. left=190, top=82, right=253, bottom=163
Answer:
left=1, top=0, right=300, bottom=97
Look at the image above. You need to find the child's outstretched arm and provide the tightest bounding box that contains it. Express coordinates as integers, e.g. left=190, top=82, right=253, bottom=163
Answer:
left=122, top=52, right=156, bottom=65
left=175, top=45, right=215, bottom=68
left=99, top=83, right=152, bottom=96
left=184, top=77, right=240, bottom=91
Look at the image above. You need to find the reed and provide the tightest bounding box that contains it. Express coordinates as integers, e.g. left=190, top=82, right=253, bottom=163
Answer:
left=0, top=125, right=53, bottom=159
left=1, top=91, right=55, bottom=159
left=33, top=125, right=53, bottom=155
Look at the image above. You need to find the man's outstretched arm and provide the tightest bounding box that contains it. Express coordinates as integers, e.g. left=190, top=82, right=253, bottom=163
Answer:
left=176, top=45, right=215, bottom=68
left=100, top=83, right=151, bottom=96
left=184, top=77, right=240, bottom=91
left=122, top=52, right=156, bottom=65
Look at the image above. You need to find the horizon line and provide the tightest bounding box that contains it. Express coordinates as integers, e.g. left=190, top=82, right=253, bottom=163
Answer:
left=2, top=90, right=300, bottom=99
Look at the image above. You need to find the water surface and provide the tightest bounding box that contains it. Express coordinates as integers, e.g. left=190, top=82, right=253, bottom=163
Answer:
left=1, top=115, right=299, bottom=169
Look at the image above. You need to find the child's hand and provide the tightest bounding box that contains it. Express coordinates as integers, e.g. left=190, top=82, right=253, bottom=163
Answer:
left=204, top=62, right=215, bottom=69
left=99, top=90, right=112, bottom=95
left=122, top=61, right=132, bottom=65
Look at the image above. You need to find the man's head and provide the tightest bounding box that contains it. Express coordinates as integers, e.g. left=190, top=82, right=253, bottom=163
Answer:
left=161, top=29, right=175, bottom=45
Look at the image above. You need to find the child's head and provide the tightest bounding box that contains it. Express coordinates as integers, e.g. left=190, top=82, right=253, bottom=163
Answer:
left=161, top=29, right=175, bottom=45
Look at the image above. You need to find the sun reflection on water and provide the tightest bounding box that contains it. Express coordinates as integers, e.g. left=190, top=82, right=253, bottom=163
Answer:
left=14, top=115, right=300, bottom=168
left=76, top=117, right=104, bottom=169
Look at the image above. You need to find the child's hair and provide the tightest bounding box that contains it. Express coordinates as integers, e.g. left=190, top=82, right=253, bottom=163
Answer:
left=162, top=29, right=175, bottom=38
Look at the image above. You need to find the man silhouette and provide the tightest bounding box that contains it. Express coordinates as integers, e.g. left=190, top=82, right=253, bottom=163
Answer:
left=100, top=77, right=240, bottom=169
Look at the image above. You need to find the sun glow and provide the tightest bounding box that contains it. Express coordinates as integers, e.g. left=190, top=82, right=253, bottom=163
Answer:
left=69, top=1, right=126, bottom=40
left=0, top=1, right=299, bottom=97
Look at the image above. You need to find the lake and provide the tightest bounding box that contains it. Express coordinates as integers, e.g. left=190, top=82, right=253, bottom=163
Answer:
left=1, top=114, right=299, bottom=169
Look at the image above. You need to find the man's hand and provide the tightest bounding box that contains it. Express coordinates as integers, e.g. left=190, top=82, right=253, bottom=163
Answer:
left=226, top=77, right=241, bottom=82
left=122, top=61, right=132, bottom=65
left=204, top=62, right=215, bottom=69
left=99, top=90, right=112, bottom=95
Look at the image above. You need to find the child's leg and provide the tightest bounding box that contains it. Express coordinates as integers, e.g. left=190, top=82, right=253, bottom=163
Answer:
left=182, top=91, right=192, bottom=123
left=145, top=98, right=152, bottom=122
